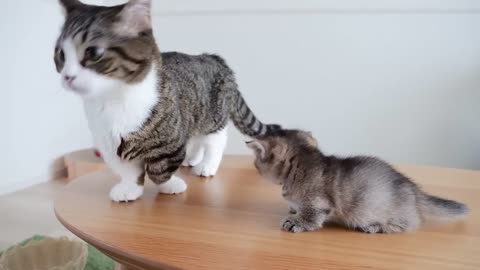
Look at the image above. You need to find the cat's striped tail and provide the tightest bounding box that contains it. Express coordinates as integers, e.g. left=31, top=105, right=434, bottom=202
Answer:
left=230, top=91, right=281, bottom=138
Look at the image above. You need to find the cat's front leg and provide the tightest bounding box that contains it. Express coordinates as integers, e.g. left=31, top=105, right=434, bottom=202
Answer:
left=144, top=146, right=188, bottom=194
left=117, top=136, right=146, bottom=161
left=106, top=156, right=145, bottom=202
left=281, top=206, right=331, bottom=233
left=287, top=202, right=298, bottom=214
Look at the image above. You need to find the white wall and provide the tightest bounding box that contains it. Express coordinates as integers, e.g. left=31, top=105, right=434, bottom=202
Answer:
left=1, top=1, right=479, bottom=194
left=0, top=0, right=92, bottom=194
left=151, top=1, right=480, bottom=169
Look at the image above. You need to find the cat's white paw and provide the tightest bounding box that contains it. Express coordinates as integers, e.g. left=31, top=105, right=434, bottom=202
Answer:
left=186, top=128, right=226, bottom=176
left=182, top=148, right=204, bottom=167
left=192, top=160, right=220, bottom=177
left=109, top=181, right=144, bottom=202
left=157, top=176, right=187, bottom=194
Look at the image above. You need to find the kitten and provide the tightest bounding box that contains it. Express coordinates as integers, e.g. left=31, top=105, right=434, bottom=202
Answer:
left=54, top=0, right=280, bottom=202
left=246, top=129, right=469, bottom=233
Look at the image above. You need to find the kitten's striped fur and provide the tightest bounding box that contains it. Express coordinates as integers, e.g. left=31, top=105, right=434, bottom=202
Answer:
left=54, top=0, right=280, bottom=201
left=247, top=129, right=468, bottom=233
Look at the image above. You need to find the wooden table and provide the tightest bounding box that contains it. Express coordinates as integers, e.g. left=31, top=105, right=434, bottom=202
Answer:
left=55, top=156, right=479, bottom=270
left=63, top=149, right=106, bottom=181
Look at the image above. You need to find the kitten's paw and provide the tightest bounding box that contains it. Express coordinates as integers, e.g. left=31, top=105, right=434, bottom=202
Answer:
left=362, top=223, right=383, bottom=234
left=109, top=181, right=144, bottom=202
left=281, top=216, right=307, bottom=233
left=192, top=159, right=221, bottom=177
left=157, top=176, right=187, bottom=194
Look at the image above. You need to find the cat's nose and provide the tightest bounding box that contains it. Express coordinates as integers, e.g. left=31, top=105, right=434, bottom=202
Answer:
left=64, top=75, right=76, bottom=83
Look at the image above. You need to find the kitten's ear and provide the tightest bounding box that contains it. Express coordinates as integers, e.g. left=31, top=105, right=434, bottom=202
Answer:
left=115, top=0, right=152, bottom=36
left=246, top=140, right=266, bottom=159
left=58, top=0, right=82, bottom=15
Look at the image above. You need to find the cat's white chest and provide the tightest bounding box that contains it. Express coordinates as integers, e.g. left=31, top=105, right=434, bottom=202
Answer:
left=83, top=100, right=139, bottom=155
left=82, top=69, right=158, bottom=158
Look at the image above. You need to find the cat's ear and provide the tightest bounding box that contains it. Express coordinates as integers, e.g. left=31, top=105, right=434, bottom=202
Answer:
left=246, top=140, right=266, bottom=159
left=58, top=0, right=82, bottom=15
left=115, top=0, right=152, bottom=37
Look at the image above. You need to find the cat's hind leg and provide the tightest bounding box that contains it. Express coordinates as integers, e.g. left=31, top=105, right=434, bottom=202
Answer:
left=361, top=216, right=419, bottom=234
left=376, top=206, right=421, bottom=233
left=182, top=137, right=204, bottom=167
left=191, top=128, right=228, bottom=177
left=360, top=223, right=384, bottom=234
left=382, top=217, right=420, bottom=233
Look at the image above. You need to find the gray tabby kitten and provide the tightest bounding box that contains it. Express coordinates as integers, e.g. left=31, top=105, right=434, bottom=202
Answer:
left=54, top=0, right=279, bottom=202
left=247, top=129, right=469, bottom=233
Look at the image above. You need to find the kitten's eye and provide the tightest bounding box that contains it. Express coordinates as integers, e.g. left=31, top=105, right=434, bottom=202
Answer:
left=57, top=49, right=65, bottom=62
left=84, top=47, right=104, bottom=62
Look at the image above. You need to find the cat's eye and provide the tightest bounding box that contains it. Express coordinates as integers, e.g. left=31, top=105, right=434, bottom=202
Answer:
left=57, top=49, right=65, bottom=62
left=84, top=46, right=104, bottom=62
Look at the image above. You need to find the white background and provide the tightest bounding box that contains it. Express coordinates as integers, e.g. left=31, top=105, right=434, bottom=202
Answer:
left=0, top=0, right=479, bottom=194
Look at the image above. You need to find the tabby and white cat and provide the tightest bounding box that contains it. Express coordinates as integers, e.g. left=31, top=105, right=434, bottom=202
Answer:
left=54, top=0, right=280, bottom=202
left=247, top=129, right=468, bottom=233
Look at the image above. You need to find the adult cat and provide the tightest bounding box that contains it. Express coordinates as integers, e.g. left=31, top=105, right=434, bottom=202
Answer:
left=54, top=0, right=279, bottom=201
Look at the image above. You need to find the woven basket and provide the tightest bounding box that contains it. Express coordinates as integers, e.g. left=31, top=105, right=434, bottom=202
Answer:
left=0, top=237, right=87, bottom=270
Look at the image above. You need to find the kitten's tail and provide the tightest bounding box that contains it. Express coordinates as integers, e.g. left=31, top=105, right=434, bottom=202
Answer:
left=417, top=192, right=469, bottom=221
left=229, top=90, right=281, bottom=137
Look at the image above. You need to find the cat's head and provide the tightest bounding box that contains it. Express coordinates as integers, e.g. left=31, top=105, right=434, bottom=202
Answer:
left=246, top=129, right=318, bottom=184
left=54, top=0, right=156, bottom=98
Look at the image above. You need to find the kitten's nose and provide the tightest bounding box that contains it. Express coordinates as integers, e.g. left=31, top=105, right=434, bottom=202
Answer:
left=64, top=75, right=76, bottom=83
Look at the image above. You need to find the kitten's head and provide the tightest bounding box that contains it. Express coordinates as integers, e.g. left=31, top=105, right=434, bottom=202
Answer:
left=246, top=129, right=318, bottom=184
left=54, top=0, right=156, bottom=98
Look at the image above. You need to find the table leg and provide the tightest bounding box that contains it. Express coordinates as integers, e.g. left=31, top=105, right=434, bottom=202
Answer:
left=115, top=262, right=135, bottom=270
